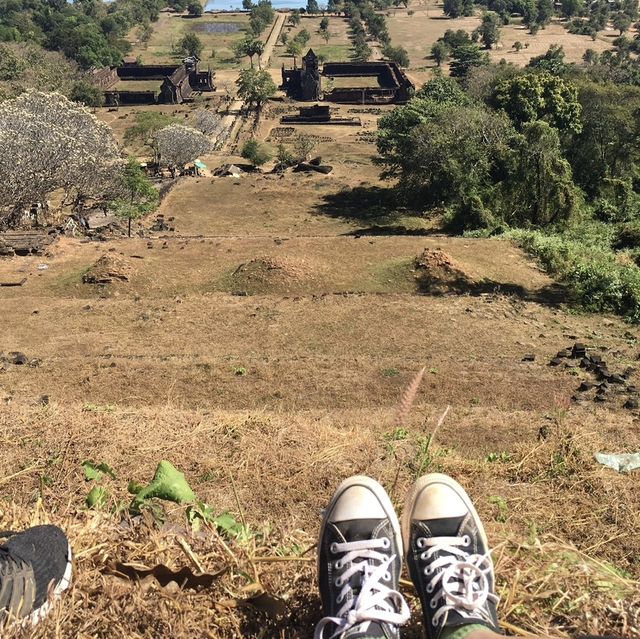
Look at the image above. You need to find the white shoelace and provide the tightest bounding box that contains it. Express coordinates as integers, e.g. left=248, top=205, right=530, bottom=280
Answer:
left=416, top=535, right=498, bottom=628
left=315, top=537, right=410, bottom=639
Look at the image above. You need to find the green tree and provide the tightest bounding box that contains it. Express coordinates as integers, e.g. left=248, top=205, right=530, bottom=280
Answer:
left=494, top=71, right=582, bottom=133
left=449, top=44, right=489, bottom=77
left=69, top=80, right=105, bottom=107
left=536, top=0, right=554, bottom=26
left=187, top=1, right=203, bottom=16
left=527, top=43, right=567, bottom=74
left=280, top=31, right=289, bottom=45
left=382, top=44, right=410, bottom=66
left=503, top=121, right=579, bottom=227
left=286, top=38, right=303, bottom=63
left=111, top=158, right=159, bottom=237
left=475, top=11, right=502, bottom=48
left=320, top=16, right=330, bottom=30
left=582, top=48, right=599, bottom=65
left=289, top=9, right=302, bottom=24
left=241, top=138, right=272, bottom=165
left=560, top=0, right=583, bottom=18
left=444, top=0, right=473, bottom=17
left=236, top=67, right=277, bottom=111
left=242, top=0, right=254, bottom=9
left=431, top=40, right=450, bottom=66
left=296, top=28, right=312, bottom=45
left=307, top=0, right=320, bottom=12
left=178, top=33, right=203, bottom=57
left=613, top=11, right=632, bottom=34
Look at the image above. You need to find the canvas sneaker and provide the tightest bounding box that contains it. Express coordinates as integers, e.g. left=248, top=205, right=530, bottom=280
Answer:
left=401, top=474, right=500, bottom=639
left=0, top=525, right=72, bottom=626
left=315, top=476, right=410, bottom=639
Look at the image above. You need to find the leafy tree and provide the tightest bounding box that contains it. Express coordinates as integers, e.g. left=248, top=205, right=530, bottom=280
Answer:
left=353, top=41, right=372, bottom=61
left=137, top=24, right=154, bottom=48
left=155, top=124, right=210, bottom=176
left=320, top=17, right=330, bottom=30
left=293, top=133, right=316, bottom=161
left=286, top=39, right=303, bottom=63
left=613, top=11, right=632, bottom=34
left=178, top=33, right=203, bottom=57
left=516, top=0, right=538, bottom=28
left=494, top=71, right=582, bottom=133
left=69, top=80, right=105, bottom=107
left=431, top=40, right=450, bottom=66
left=236, top=67, right=277, bottom=111
left=560, top=0, right=583, bottom=18
left=250, top=14, right=268, bottom=34
left=307, top=0, right=320, bottom=12
left=242, top=0, right=254, bottom=8
left=111, top=158, right=159, bottom=237
left=296, top=28, right=312, bottom=45
left=124, top=112, right=177, bottom=158
left=449, top=44, right=489, bottom=77
left=527, top=44, right=567, bottom=74
left=187, top=1, right=203, bottom=16
left=0, top=91, right=121, bottom=224
left=475, top=11, right=502, bottom=48
left=443, top=0, right=473, bottom=17
left=382, top=44, right=410, bottom=66
left=536, top=0, right=554, bottom=26
left=441, top=29, right=472, bottom=49
left=280, top=31, right=289, bottom=45
left=513, top=40, right=523, bottom=51
left=503, top=121, right=579, bottom=227
left=289, top=9, right=302, bottom=24
left=582, top=48, right=599, bottom=65
left=241, top=138, right=272, bottom=166
left=566, top=82, right=640, bottom=197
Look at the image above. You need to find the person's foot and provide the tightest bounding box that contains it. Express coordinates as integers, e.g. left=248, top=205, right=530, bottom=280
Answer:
left=315, top=476, right=410, bottom=639
left=0, top=525, right=72, bottom=626
left=401, top=474, right=500, bottom=639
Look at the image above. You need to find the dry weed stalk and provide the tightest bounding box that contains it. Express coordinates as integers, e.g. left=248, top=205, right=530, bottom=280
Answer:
left=394, top=366, right=426, bottom=427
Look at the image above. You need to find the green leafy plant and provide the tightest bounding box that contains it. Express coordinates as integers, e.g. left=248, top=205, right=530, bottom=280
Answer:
left=488, top=495, right=509, bottom=522
left=130, top=461, right=197, bottom=513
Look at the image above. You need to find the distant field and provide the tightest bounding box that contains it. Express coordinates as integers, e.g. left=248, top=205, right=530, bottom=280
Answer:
left=386, top=0, right=615, bottom=85
left=126, top=12, right=267, bottom=68
left=271, top=16, right=354, bottom=68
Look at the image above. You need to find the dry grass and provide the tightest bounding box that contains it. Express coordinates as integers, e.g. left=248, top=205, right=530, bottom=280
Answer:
left=1, top=402, right=639, bottom=638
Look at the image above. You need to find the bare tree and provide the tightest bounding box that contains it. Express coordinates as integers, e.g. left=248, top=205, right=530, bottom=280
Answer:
left=154, top=124, right=211, bottom=176
left=0, top=91, right=121, bottom=226
left=191, top=108, right=223, bottom=136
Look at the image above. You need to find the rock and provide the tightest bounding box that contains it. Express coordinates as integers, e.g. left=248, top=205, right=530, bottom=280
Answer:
left=623, top=367, right=636, bottom=379
left=549, top=357, right=563, bottom=366
left=609, top=374, right=626, bottom=384
left=589, top=354, right=603, bottom=364
left=557, top=349, right=572, bottom=358
left=522, top=353, right=535, bottom=362
left=572, top=342, right=587, bottom=358
left=594, top=394, right=607, bottom=403
left=38, top=395, right=49, bottom=406
left=9, top=352, right=27, bottom=365
left=627, top=385, right=638, bottom=393
left=624, top=398, right=639, bottom=410
left=578, top=381, right=595, bottom=392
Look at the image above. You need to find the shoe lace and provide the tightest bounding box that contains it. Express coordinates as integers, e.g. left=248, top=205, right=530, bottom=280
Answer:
left=315, top=537, right=410, bottom=639
left=417, top=535, right=498, bottom=628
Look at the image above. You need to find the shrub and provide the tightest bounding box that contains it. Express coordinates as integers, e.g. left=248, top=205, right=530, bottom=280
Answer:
left=241, top=138, right=272, bottom=166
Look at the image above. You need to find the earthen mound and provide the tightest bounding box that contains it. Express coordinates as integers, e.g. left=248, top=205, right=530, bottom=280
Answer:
left=230, top=256, right=317, bottom=294
left=83, top=254, right=134, bottom=284
left=414, top=248, right=476, bottom=295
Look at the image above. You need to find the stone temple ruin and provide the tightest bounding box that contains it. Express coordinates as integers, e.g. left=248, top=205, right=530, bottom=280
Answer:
left=92, top=56, right=215, bottom=106
left=281, top=49, right=414, bottom=105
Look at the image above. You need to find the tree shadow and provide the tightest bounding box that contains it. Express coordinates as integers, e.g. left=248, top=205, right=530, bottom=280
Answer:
left=314, top=185, right=409, bottom=224
left=416, top=272, right=569, bottom=307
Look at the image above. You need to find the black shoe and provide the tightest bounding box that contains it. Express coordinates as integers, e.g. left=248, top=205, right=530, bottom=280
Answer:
left=401, top=474, right=500, bottom=639
left=315, top=476, right=410, bottom=639
left=0, top=525, right=72, bottom=626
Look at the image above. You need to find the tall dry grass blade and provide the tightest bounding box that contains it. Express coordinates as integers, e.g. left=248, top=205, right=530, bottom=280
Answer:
left=394, top=366, right=426, bottom=427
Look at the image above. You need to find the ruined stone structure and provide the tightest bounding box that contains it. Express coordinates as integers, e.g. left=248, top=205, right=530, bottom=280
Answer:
left=99, top=57, right=215, bottom=106
left=281, top=104, right=360, bottom=126
left=282, top=50, right=414, bottom=105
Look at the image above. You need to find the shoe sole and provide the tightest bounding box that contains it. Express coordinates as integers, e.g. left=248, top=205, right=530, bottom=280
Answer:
left=401, top=473, right=490, bottom=553
left=26, top=542, right=73, bottom=626
left=318, top=475, right=403, bottom=577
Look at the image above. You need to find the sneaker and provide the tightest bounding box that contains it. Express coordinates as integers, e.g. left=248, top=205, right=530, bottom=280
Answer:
left=0, top=525, right=72, bottom=626
left=315, top=476, right=410, bottom=639
left=401, top=474, right=500, bottom=639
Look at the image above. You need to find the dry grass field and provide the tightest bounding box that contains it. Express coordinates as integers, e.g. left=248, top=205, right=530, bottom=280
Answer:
left=126, top=12, right=267, bottom=68
left=1, top=9, right=639, bottom=639
left=386, top=0, right=616, bottom=85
